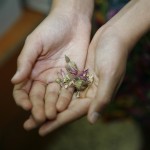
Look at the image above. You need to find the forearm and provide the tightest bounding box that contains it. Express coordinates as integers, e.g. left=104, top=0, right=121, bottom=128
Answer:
left=50, top=0, right=94, bottom=21
left=107, top=0, right=150, bottom=50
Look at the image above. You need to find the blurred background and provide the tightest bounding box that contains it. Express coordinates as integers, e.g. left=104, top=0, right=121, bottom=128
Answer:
left=0, top=0, right=149, bottom=150
left=0, top=0, right=52, bottom=149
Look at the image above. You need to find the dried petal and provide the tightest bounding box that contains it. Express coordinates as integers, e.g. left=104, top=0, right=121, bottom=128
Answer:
left=56, top=78, right=61, bottom=83
left=65, top=56, right=78, bottom=75
left=74, top=80, right=88, bottom=91
left=64, top=84, right=68, bottom=89
left=55, top=55, right=94, bottom=98
left=60, top=69, right=66, bottom=78
left=65, top=55, right=70, bottom=63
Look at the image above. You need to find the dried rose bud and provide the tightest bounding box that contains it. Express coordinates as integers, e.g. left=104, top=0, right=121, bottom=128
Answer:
left=56, top=55, right=94, bottom=98
left=65, top=55, right=78, bottom=75
left=79, top=69, right=89, bottom=81
left=74, top=79, right=88, bottom=91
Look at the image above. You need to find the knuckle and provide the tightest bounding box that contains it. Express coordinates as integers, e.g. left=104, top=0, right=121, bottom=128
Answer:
left=45, top=91, right=59, bottom=99
left=60, top=96, right=70, bottom=102
left=30, top=92, right=43, bottom=100
left=45, top=100, right=56, bottom=107
left=45, top=109, right=56, bottom=119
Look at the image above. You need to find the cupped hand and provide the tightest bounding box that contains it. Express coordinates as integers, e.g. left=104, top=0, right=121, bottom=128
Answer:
left=11, top=10, right=91, bottom=130
left=38, top=26, right=129, bottom=136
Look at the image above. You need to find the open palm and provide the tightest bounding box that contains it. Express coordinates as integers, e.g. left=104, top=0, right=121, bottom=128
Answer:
left=38, top=27, right=128, bottom=136
left=12, top=13, right=91, bottom=127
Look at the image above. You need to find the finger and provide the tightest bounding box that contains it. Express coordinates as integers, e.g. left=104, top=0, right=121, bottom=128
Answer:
left=56, top=87, right=74, bottom=112
left=13, top=81, right=32, bottom=111
left=45, top=82, right=60, bottom=119
left=39, top=98, right=90, bottom=136
left=87, top=77, right=120, bottom=124
left=23, top=115, right=39, bottom=130
left=30, top=81, right=46, bottom=123
left=11, top=37, right=42, bottom=84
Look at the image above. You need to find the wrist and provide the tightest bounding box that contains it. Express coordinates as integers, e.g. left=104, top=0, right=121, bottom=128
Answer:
left=105, top=0, right=150, bottom=52
left=50, top=0, right=94, bottom=22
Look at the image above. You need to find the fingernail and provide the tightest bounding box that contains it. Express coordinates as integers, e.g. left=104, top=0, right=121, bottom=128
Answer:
left=90, top=112, right=100, bottom=124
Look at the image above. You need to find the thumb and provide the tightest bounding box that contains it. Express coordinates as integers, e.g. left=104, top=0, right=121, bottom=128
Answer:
left=11, top=38, right=41, bottom=84
left=87, top=77, right=118, bottom=124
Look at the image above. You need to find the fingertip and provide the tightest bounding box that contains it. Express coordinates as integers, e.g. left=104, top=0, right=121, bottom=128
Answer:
left=38, top=128, right=46, bottom=137
left=38, top=124, right=49, bottom=137
left=56, top=102, right=66, bottom=112
left=87, top=112, right=100, bottom=124
left=38, top=127, right=46, bottom=137
left=38, top=123, right=53, bottom=137
left=56, top=96, right=71, bottom=112
left=87, top=99, right=103, bottom=124
left=11, top=71, right=21, bottom=84
left=32, top=108, right=46, bottom=123
left=11, top=69, right=28, bottom=84
left=45, top=108, right=57, bottom=120
left=23, top=119, right=34, bottom=131
left=22, top=101, right=32, bottom=111
left=56, top=87, right=73, bottom=112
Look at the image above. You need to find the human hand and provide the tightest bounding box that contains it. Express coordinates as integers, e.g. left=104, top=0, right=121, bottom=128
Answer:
left=37, top=26, right=128, bottom=136
left=11, top=0, right=93, bottom=129
left=37, top=0, right=150, bottom=136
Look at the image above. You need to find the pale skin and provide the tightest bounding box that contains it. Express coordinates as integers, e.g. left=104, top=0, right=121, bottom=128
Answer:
left=12, top=0, right=150, bottom=136
left=12, top=0, right=93, bottom=127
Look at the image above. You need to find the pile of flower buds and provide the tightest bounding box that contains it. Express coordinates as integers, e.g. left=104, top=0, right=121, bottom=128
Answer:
left=56, top=55, right=94, bottom=97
